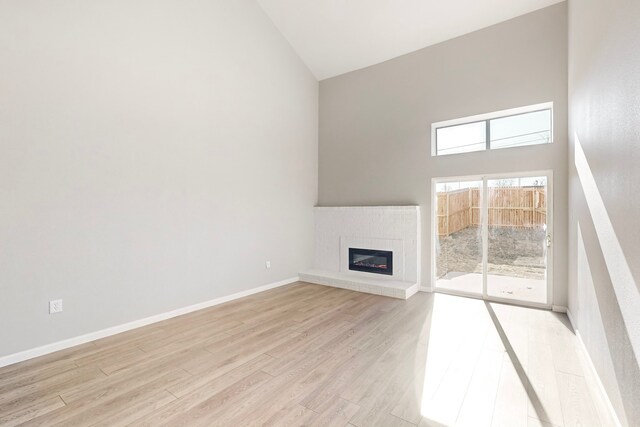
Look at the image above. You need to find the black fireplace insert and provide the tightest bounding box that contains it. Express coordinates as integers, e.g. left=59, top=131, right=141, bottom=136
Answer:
left=348, top=248, right=393, bottom=276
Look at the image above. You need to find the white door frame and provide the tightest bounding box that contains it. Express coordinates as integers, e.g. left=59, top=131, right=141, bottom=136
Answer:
left=430, top=170, right=554, bottom=310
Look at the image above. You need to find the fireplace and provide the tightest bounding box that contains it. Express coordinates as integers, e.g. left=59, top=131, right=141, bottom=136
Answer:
left=348, top=248, right=393, bottom=276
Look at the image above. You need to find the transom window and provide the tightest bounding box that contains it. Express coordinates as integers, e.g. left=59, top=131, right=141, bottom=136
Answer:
left=431, top=103, right=553, bottom=156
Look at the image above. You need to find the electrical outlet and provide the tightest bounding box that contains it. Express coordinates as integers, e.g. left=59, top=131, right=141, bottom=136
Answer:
left=49, top=299, right=63, bottom=314
left=265, top=261, right=271, bottom=269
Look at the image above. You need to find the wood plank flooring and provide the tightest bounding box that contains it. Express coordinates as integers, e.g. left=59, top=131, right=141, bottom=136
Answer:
left=0, top=282, right=615, bottom=426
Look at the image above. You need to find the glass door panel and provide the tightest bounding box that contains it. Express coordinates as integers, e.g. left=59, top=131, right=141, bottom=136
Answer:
left=434, top=180, right=484, bottom=296
left=486, top=176, right=548, bottom=304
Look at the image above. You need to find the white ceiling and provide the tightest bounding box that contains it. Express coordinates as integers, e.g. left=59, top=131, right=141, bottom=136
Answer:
left=256, top=0, right=564, bottom=80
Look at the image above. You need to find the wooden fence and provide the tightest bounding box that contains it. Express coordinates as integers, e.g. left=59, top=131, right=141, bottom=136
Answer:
left=437, top=187, right=546, bottom=236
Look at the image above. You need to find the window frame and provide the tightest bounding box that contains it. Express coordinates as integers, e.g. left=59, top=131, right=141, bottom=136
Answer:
left=431, top=102, right=554, bottom=157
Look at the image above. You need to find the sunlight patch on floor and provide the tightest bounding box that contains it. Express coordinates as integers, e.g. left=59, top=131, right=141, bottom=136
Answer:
left=418, top=293, right=603, bottom=426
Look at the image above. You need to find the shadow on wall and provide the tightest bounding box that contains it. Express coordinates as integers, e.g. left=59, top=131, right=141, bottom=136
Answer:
left=573, top=133, right=640, bottom=424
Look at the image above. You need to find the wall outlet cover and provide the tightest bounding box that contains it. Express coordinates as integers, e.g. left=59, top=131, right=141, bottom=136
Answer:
left=49, top=299, right=63, bottom=314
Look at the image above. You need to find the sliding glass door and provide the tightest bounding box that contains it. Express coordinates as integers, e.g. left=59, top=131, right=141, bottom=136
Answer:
left=434, top=180, right=484, bottom=296
left=433, top=173, right=552, bottom=307
left=486, top=177, right=549, bottom=304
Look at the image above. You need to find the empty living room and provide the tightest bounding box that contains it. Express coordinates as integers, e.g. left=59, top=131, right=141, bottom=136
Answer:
left=1, top=0, right=639, bottom=425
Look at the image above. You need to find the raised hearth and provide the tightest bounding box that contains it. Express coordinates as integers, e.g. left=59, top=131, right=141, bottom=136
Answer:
left=300, top=269, right=418, bottom=299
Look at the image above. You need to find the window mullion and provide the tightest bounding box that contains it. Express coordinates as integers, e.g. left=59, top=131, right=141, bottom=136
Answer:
left=486, top=119, right=491, bottom=150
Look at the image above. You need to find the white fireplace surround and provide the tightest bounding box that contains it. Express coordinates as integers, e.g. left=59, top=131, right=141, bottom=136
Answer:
left=300, top=206, right=420, bottom=299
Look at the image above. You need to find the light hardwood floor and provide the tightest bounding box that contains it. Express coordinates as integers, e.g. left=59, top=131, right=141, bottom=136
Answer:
left=0, top=282, right=616, bottom=426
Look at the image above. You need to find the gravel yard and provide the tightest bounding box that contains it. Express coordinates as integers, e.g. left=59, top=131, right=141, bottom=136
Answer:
left=436, top=226, right=547, bottom=280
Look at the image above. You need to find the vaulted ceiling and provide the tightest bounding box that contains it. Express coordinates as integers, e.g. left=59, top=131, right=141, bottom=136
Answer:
left=256, top=0, right=565, bottom=80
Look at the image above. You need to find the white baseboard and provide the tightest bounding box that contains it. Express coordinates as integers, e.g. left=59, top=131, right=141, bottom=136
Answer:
left=574, top=329, right=622, bottom=427
left=566, top=309, right=621, bottom=427
left=566, top=308, right=576, bottom=329
left=552, top=305, right=568, bottom=313
left=419, top=286, right=433, bottom=293
left=0, top=276, right=299, bottom=369
left=406, top=283, right=420, bottom=299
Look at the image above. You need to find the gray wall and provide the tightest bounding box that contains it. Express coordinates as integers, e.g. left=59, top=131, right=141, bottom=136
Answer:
left=0, top=0, right=318, bottom=358
left=319, top=3, right=568, bottom=305
left=568, top=0, right=640, bottom=424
